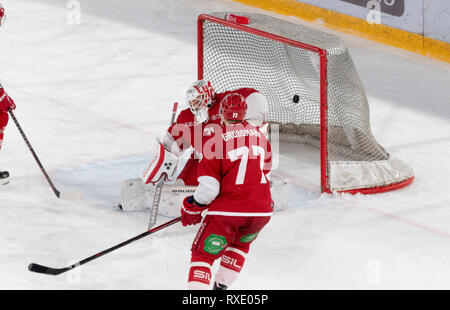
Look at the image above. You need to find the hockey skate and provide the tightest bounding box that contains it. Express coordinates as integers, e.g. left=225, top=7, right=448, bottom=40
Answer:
left=0, top=170, right=9, bottom=185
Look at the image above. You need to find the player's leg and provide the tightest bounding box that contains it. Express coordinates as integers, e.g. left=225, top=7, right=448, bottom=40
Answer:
left=0, top=112, right=9, bottom=185
left=213, top=216, right=271, bottom=290
left=187, top=215, right=232, bottom=290
left=213, top=246, right=248, bottom=290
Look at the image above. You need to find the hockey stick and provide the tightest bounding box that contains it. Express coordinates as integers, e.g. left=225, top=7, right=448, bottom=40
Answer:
left=8, top=109, right=83, bottom=201
left=147, top=102, right=179, bottom=229
left=28, top=216, right=181, bottom=275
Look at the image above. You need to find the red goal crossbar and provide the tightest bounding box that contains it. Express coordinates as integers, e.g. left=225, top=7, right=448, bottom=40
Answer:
left=197, top=14, right=413, bottom=195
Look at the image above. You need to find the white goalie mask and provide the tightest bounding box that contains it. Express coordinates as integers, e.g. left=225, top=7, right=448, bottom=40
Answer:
left=185, top=80, right=215, bottom=123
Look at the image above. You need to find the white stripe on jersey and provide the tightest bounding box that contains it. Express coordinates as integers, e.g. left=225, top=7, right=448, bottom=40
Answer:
left=205, top=211, right=273, bottom=217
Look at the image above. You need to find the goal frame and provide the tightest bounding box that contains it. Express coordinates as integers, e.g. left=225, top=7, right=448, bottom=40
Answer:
left=197, top=14, right=414, bottom=194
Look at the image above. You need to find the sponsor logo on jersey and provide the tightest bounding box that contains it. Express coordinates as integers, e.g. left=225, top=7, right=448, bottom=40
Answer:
left=240, top=232, right=259, bottom=243
left=203, top=234, right=227, bottom=255
left=221, top=254, right=243, bottom=270
left=193, top=222, right=208, bottom=248
left=193, top=269, right=211, bottom=281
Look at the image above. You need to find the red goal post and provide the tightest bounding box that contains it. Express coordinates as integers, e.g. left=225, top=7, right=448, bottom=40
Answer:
left=197, top=13, right=414, bottom=194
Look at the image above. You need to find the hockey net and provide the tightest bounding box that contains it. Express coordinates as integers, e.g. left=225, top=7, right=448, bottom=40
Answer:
left=198, top=12, right=414, bottom=194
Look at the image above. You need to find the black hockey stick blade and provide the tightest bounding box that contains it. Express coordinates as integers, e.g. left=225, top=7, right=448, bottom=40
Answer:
left=28, top=263, right=72, bottom=275
left=28, top=217, right=181, bottom=276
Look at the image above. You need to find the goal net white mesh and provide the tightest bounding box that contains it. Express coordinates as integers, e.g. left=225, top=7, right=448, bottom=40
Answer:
left=199, top=12, right=413, bottom=193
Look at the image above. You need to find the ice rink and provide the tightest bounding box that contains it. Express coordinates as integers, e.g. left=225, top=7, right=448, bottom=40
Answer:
left=0, top=0, right=449, bottom=289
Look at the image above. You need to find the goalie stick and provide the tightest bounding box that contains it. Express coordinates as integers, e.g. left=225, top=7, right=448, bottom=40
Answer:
left=147, top=101, right=179, bottom=230
left=8, top=109, right=83, bottom=201
left=28, top=217, right=181, bottom=275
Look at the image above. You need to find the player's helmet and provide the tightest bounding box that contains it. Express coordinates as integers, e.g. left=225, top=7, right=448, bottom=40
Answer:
left=185, top=80, right=215, bottom=123
left=219, top=93, right=248, bottom=122
left=0, top=4, right=5, bottom=27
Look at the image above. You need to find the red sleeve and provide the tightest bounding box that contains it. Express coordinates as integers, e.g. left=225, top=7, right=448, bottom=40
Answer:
left=168, top=108, right=190, bottom=137
left=0, top=112, right=8, bottom=128
left=167, top=108, right=194, bottom=152
left=0, top=112, right=8, bottom=150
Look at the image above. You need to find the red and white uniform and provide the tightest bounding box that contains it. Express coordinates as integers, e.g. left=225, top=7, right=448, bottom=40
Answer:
left=194, top=121, right=273, bottom=215
left=1, top=2, right=10, bottom=147
left=187, top=121, right=273, bottom=289
left=165, top=88, right=268, bottom=185
left=0, top=85, right=15, bottom=150
left=0, top=112, right=8, bottom=150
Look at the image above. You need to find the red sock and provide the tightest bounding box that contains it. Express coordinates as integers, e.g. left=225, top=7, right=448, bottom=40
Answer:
left=188, top=261, right=212, bottom=289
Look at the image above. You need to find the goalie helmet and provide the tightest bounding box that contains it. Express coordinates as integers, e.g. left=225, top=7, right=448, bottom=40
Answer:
left=219, top=93, right=247, bottom=122
left=185, top=80, right=215, bottom=123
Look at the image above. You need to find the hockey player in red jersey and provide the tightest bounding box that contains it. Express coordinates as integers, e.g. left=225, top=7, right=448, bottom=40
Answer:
left=0, top=84, right=16, bottom=185
left=181, top=93, right=273, bottom=290
left=144, top=79, right=269, bottom=186
left=119, top=79, right=269, bottom=212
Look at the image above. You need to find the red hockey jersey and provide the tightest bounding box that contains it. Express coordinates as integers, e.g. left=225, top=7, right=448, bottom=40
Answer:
left=193, top=121, right=273, bottom=217
left=0, top=112, right=8, bottom=150
left=167, top=88, right=259, bottom=154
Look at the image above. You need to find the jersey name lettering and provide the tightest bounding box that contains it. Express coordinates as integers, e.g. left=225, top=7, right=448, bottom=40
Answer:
left=222, top=128, right=260, bottom=142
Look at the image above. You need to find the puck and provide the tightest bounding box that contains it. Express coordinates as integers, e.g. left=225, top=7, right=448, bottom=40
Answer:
left=293, top=95, right=300, bottom=103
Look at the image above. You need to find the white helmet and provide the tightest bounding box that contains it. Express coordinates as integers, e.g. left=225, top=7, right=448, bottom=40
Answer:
left=185, top=80, right=215, bottom=123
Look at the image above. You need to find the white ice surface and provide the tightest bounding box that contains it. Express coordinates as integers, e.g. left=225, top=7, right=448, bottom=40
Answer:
left=0, top=0, right=449, bottom=289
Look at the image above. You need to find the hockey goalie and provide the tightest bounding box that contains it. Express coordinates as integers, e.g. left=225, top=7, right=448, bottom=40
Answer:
left=119, top=79, right=290, bottom=216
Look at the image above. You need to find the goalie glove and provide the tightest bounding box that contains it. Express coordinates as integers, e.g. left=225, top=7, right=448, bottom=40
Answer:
left=142, top=140, right=178, bottom=185
left=181, top=196, right=207, bottom=226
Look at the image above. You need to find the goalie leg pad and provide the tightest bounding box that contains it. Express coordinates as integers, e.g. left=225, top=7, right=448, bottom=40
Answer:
left=119, top=178, right=147, bottom=212
left=270, top=177, right=291, bottom=211
left=119, top=178, right=194, bottom=214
